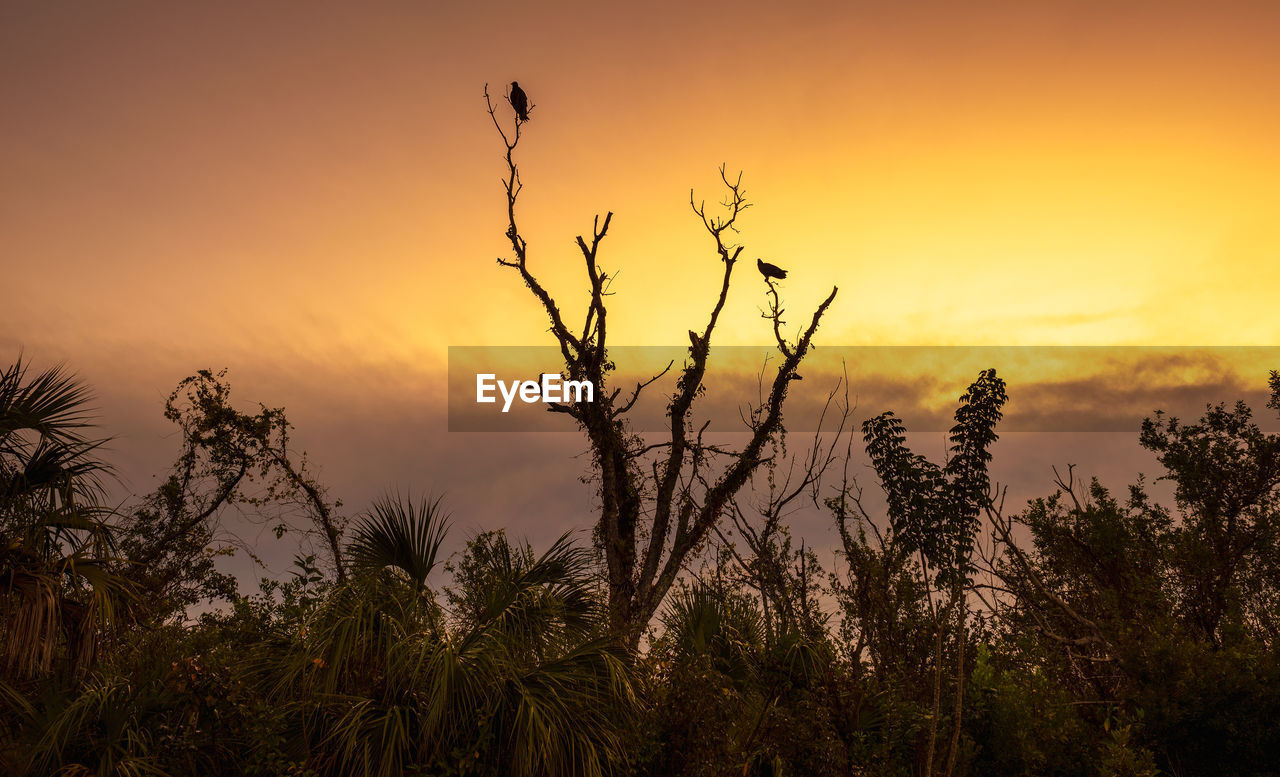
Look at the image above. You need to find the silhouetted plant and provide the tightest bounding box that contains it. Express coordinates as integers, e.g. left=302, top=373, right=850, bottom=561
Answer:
left=484, top=85, right=839, bottom=648
left=9, top=354, right=1280, bottom=777
left=854, top=369, right=1008, bottom=777
left=285, top=499, right=635, bottom=777
left=0, top=358, right=133, bottom=682
left=121, top=369, right=346, bottom=620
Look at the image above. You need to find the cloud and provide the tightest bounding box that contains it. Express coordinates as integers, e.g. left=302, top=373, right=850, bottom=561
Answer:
left=447, top=345, right=1280, bottom=433
left=9, top=340, right=1276, bottom=596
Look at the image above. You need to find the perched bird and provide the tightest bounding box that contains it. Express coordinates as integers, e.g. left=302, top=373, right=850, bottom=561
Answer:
left=509, top=81, right=530, bottom=122
left=757, top=258, right=788, bottom=280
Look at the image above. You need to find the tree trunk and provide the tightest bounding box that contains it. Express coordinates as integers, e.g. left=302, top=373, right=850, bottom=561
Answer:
left=924, top=617, right=943, bottom=777
left=944, top=597, right=967, bottom=777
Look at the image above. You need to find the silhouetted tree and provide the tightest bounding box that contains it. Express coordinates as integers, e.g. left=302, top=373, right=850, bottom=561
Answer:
left=971, top=374, right=1280, bottom=775
left=289, top=501, right=634, bottom=777
left=484, top=85, right=838, bottom=648
left=0, top=358, right=132, bottom=681
left=850, top=369, right=1007, bottom=777
left=1140, top=385, right=1280, bottom=644
left=121, top=369, right=346, bottom=619
left=721, top=374, right=852, bottom=645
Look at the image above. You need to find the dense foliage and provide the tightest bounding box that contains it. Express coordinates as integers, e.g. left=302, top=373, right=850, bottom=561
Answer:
left=3, top=358, right=1279, bottom=776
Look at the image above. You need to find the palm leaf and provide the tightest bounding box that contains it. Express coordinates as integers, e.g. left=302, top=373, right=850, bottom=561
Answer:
left=347, top=493, right=450, bottom=589
left=0, top=358, right=98, bottom=449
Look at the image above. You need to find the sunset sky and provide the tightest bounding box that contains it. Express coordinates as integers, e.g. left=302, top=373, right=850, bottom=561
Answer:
left=4, top=1, right=1280, bottom=578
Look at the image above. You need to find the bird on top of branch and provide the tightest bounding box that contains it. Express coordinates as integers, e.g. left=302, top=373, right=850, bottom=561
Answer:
left=509, top=81, right=531, bottom=122
left=757, top=258, right=788, bottom=280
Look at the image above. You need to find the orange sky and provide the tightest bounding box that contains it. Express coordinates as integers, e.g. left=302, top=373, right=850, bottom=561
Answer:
left=4, top=1, right=1280, bottom=572
left=6, top=0, right=1280, bottom=367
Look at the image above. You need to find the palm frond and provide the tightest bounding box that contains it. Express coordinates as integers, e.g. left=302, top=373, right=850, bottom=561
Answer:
left=347, top=493, right=450, bottom=590
left=34, top=674, right=170, bottom=777
left=0, top=358, right=98, bottom=449
left=292, top=524, right=632, bottom=777
left=661, top=582, right=763, bottom=687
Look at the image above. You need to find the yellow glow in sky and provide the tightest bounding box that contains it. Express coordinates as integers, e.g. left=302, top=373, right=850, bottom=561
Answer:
left=4, top=0, right=1280, bottom=381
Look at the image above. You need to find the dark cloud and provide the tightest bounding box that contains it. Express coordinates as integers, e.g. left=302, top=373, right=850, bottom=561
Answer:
left=8, top=343, right=1275, bottom=595
left=448, top=346, right=1280, bottom=432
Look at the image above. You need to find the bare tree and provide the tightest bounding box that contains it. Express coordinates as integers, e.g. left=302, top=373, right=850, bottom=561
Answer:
left=717, top=370, right=853, bottom=643
left=485, top=86, right=838, bottom=647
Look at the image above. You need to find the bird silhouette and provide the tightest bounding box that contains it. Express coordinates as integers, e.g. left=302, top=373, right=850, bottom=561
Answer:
left=757, top=258, right=788, bottom=280
left=509, top=81, right=530, bottom=122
